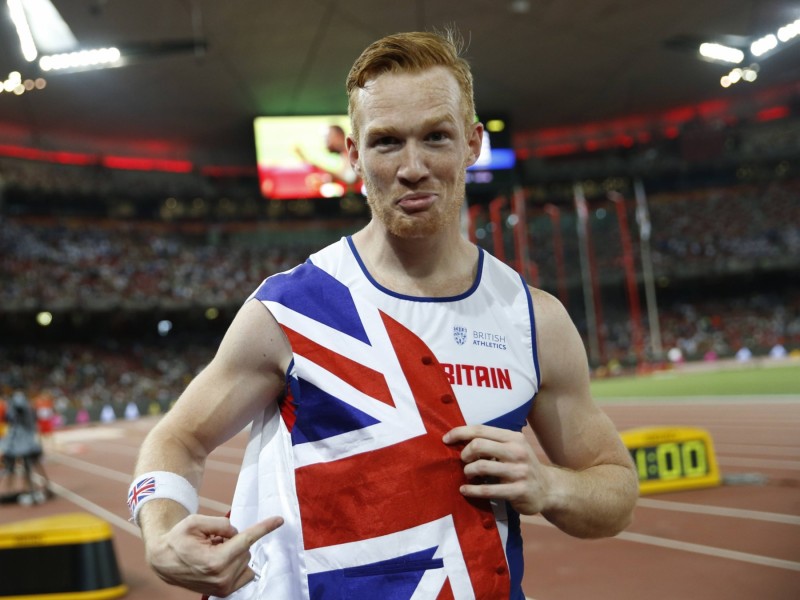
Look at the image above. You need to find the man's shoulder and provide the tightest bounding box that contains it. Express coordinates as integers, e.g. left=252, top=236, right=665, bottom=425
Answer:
left=252, top=261, right=321, bottom=302
left=527, top=285, right=569, bottom=320
left=252, top=238, right=355, bottom=305
left=478, top=249, right=531, bottom=302
left=306, top=236, right=349, bottom=270
left=250, top=239, right=346, bottom=299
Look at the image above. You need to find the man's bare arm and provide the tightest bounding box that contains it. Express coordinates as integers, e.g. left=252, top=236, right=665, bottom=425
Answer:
left=528, top=288, right=638, bottom=538
left=132, top=299, right=291, bottom=595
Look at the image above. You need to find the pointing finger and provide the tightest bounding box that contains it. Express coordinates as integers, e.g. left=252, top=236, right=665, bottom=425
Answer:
left=227, top=516, right=284, bottom=556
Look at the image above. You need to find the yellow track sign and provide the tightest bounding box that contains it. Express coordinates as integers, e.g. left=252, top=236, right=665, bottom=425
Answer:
left=620, top=426, right=722, bottom=495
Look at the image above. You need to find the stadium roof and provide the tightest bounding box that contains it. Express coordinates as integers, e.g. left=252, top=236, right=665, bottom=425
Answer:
left=0, top=0, right=799, bottom=168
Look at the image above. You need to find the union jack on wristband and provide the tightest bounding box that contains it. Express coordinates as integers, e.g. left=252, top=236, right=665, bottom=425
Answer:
left=127, top=471, right=199, bottom=526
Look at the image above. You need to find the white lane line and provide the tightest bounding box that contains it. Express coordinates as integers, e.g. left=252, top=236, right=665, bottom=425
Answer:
left=33, top=475, right=140, bottom=538
left=50, top=449, right=800, bottom=526
left=521, top=516, right=800, bottom=572
left=48, top=453, right=131, bottom=482
left=615, top=530, right=800, bottom=572
left=52, top=428, right=124, bottom=442
left=598, top=396, right=800, bottom=405
left=45, top=453, right=232, bottom=513
left=610, top=421, right=800, bottom=430
left=89, top=438, right=248, bottom=462
left=53, top=444, right=244, bottom=473
left=715, top=444, right=800, bottom=457
left=49, top=448, right=239, bottom=476
left=636, top=498, right=800, bottom=525
left=717, top=456, right=800, bottom=470
left=45, top=450, right=800, bottom=574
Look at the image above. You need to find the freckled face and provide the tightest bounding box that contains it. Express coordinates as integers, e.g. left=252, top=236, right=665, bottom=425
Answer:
left=347, top=67, right=482, bottom=239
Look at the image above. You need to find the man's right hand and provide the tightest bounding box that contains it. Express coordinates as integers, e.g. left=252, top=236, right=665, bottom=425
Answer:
left=145, top=514, right=284, bottom=598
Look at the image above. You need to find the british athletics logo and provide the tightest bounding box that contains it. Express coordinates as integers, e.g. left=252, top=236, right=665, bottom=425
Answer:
left=257, top=263, right=513, bottom=599
left=453, top=325, right=467, bottom=346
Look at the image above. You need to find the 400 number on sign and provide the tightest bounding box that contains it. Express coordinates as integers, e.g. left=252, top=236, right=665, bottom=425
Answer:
left=620, top=426, right=722, bottom=495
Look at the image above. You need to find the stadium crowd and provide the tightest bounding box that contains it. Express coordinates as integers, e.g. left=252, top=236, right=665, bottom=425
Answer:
left=519, top=179, right=800, bottom=288
left=647, top=180, right=800, bottom=272
left=0, top=339, right=211, bottom=429
left=3, top=180, right=798, bottom=310
left=0, top=219, right=311, bottom=311
left=1, top=178, right=798, bottom=426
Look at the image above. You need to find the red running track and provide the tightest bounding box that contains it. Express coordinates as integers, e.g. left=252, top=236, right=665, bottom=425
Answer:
left=1, top=397, right=798, bottom=600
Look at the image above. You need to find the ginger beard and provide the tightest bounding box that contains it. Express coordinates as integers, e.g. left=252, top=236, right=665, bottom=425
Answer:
left=361, top=155, right=469, bottom=239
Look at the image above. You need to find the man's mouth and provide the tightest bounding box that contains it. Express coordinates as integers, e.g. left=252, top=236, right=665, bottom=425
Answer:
left=396, top=193, right=436, bottom=213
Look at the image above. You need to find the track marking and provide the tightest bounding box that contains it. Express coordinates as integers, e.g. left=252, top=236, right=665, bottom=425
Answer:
left=65, top=441, right=246, bottom=470
left=615, top=530, right=800, bottom=572
left=636, top=498, right=800, bottom=525
left=33, top=474, right=140, bottom=538
left=48, top=451, right=800, bottom=573
left=46, top=453, right=233, bottom=513
left=599, top=396, right=800, bottom=405
left=48, top=453, right=131, bottom=482
left=717, top=456, right=800, bottom=470
left=521, top=515, right=800, bottom=572
left=715, top=444, right=800, bottom=457
left=53, top=428, right=125, bottom=442
left=89, top=434, right=249, bottom=461
left=49, top=445, right=241, bottom=473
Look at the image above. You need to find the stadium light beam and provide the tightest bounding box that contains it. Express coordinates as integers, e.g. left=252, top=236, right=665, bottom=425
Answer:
left=39, top=47, right=122, bottom=72
left=7, top=0, right=38, bottom=61
left=699, top=42, right=744, bottom=64
left=751, top=34, right=778, bottom=57
left=19, top=0, right=78, bottom=54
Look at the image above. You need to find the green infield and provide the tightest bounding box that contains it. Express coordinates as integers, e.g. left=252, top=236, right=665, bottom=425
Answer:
left=590, top=363, right=800, bottom=399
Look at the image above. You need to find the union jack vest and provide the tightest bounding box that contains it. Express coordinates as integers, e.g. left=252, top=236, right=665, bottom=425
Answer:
left=216, top=236, right=540, bottom=600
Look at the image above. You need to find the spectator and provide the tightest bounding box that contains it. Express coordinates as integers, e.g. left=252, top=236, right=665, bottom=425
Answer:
left=0, top=391, right=50, bottom=504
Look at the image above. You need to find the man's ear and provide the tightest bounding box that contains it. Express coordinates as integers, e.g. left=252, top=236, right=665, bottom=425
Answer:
left=465, top=121, right=484, bottom=168
left=346, top=136, right=361, bottom=176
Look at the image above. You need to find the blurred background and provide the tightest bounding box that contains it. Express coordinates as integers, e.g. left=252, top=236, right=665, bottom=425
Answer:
left=0, top=0, right=798, bottom=424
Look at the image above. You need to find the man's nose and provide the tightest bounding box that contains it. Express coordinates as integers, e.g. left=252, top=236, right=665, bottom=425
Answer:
left=397, top=143, right=429, bottom=183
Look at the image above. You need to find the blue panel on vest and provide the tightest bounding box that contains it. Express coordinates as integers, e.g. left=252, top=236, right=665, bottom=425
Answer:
left=292, top=377, right=380, bottom=444
left=308, top=546, right=442, bottom=600
left=484, top=399, right=531, bottom=432
left=504, top=504, right=525, bottom=597
left=255, top=263, right=371, bottom=345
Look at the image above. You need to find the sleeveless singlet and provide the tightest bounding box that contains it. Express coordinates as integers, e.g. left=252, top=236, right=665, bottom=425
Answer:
left=215, top=237, right=540, bottom=600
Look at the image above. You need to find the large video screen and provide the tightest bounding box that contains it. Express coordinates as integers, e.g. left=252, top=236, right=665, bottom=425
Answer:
left=469, top=130, right=516, bottom=169
left=466, top=115, right=516, bottom=187
left=254, top=115, right=361, bottom=200
left=254, top=115, right=516, bottom=199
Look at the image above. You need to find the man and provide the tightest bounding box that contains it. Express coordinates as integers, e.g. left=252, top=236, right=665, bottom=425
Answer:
left=130, top=29, right=638, bottom=599
left=0, top=390, right=50, bottom=504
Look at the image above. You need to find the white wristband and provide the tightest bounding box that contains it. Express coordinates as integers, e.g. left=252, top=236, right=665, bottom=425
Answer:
left=127, top=471, right=199, bottom=526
